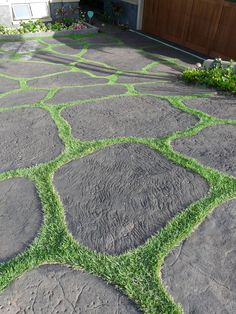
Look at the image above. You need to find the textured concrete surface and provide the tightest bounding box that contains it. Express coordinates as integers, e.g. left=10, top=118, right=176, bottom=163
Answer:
left=173, top=125, right=236, bottom=177
left=48, top=85, right=127, bottom=104
left=135, top=82, right=212, bottom=96
left=54, top=143, right=208, bottom=254
left=0, top=76, right=19, bottom=94
left=83, top=46, right=154, bottom=71
left=0, top=178, right=42, bottom=262
left=0, top=61, right=67, bottom=78
left=53, top=43, right=84, bottom=55
left=0, top=264, right=141, bottom=313
left=0, top=108, right=64, bottom=172
left=62, top=96, right=198, bottom=141
left=117, top=72, right=169, bottom=84
left=28, top=71, right=108, bottom=88
left=184, top=96, right=236, bottom=120
left=0, top=90, right=48, bottom=108
left=27, top=50, right=77, bottom=64
left=0, top=41, right=42, bottom=54
left=162, top=199, right=236, bottom=314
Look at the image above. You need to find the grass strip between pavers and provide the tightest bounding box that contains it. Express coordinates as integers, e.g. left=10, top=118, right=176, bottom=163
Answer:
left=0, top=33, right=235, bottom=314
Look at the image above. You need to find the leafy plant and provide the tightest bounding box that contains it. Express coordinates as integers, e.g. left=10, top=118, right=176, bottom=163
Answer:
left=182, top=60, right=236, bottom=94
left=0, top=18, right=87, bottom=35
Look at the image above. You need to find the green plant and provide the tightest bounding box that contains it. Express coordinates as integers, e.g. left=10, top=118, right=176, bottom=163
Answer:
left=182, top=62, right=236, bottom=94
left=19, top=20, right=47, bottom=33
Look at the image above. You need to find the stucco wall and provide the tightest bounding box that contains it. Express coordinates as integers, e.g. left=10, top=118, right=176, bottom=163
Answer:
left=0, top=5, right=12, bottom=26
left=104, top=0, right=138, bottom=29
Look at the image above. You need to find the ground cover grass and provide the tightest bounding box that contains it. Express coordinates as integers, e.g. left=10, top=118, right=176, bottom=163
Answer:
left=0, top=33, right=236, bottom=314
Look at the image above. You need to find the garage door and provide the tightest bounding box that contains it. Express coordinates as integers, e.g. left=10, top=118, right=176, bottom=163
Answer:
left=142, top=0, right=236, bottom=60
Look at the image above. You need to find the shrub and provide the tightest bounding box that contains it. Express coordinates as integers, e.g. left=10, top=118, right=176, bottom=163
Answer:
left=182, top=60, right=236, bottom=94
left=0, top=19, right=87, bottom=35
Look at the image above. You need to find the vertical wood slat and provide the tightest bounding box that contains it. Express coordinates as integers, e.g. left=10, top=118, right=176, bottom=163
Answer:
left=142, top=0, right=236, bottom=60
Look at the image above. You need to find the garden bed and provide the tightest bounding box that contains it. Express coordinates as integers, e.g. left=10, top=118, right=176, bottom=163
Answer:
left=0, top=22, right=98, bottom=40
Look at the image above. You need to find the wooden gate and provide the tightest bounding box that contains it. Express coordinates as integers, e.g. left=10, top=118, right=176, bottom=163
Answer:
left=142, top=0, right=236, bottom=60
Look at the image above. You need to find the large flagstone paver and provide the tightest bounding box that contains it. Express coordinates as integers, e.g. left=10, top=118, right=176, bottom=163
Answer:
left=162, top=199, right=236, bottom=314
left=61, top=96, right=198, bottom=141
left=83, top=46, right=155, bottom=71
left=172, top=125, right=236, bottom=177
left=183, top=96, right=236, bottom=120
left=117, top=72, right=170, bottom=84
left=0, top=40, right=43, bottom=54
left=0, top=178, right=42, bottom=262
left=28, top=71, right=108, bottom=88
left=52, top=43, right=84, bottom=55
left=0, top=76, right=19, bottom=93
left=0, top=108, right=64, bottom=173
left=27, top=50, right=77, bottom=64
left=83, top=34, right=121, bottom=45
left=0, top=264, right=140, bottom=313
left=0, top=89, right=48, bottom=107
left=48, top=85, right=127, bottom=104
left=135, top=81, right=211, bottom=96
left=54, top=143, right=208, bottom=254
left=0, top=61, right=68, bottom=78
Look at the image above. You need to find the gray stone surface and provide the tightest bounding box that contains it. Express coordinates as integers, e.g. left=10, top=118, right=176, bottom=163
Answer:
left=75, top=61, right=117, bottom=77
left=0, top=90, right=48, bottom=107
left=54, top=143, right=208, bottom=254
left=0, top=76, right=19, bottom=93
left=28, top=71, right=107, bottom=88
left=62, top=96, right=198, bottom=141
left=52, top=43, right=84, bottom=55
left=117, top=72, right=169, bottom=84
left=0, top=108, right=64, bottom=173
left=135, top=82, right=212, bottom=96
left=184, top=96, right=236, bottom=120
left=0, top=264, right=140, bottom=313
left=0, top=178, right=42, bottom=262
left=49, top=85, right=127, bottom=104
left=23, top=51, right=77, bottom=64
left=0, top=41, right=42, bottom=54
left=0, top=61, right=67, bottom=78
left=84, top=46, right=153, bottom=71
left=149, top=63, right=181, bottom=75
left=142, top=46, right=198, bottom=68
left=162, top=199, right=236, bottom=314
left=40, top=37, right=79, bottom=45
left=173, top=125, right=236, bottom=177
left=84, top=34, right=120, bottom=45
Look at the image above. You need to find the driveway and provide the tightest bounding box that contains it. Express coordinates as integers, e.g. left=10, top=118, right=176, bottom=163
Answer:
left=0, top=28, right=235, bottom=314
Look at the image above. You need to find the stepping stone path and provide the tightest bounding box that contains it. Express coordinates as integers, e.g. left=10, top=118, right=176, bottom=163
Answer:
left=54, top=143, right=208, bottom=254
left=0, top=31, right=235, bottom=313
left=62, top=96, right=198, bottom=140
left=0, top=108, right=64, bottom=172
left=173, top=125, right=236, bottom=177
left=162, top=199, right=236, bottom=314
left=0, top=264, right=140, bottom=314
left=0, top=178, right=42, bottom=262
